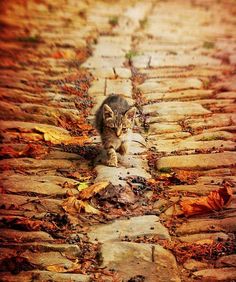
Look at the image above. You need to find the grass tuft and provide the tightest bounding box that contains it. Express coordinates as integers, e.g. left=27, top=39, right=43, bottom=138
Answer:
left=203, top=41, right=215, bottom=49
left=109, top=16, right=119, bottom=26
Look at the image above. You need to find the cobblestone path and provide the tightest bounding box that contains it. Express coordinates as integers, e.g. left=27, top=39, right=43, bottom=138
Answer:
left=0, top=1, right=236, bottom=281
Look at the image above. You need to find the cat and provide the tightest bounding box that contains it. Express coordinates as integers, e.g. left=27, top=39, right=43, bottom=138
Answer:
left=95, top=94, right=136, bottom=167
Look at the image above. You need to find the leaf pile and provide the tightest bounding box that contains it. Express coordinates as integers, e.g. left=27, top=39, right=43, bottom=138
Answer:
left=62, top=182, right=109, bottom=215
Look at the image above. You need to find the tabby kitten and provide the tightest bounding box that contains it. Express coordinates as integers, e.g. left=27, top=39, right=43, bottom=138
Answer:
left=95, top=94, right=136, bottom=167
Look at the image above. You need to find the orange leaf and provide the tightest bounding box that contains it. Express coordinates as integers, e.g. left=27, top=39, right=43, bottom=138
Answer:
left=174, top=170, right=199, bottom=184
left=52, top=50, right=76, bottom=59
left=180, top=187, right=233, bottom=216
left=0, top=144, right=49, bottom=159
left=79, top=181, right=109, bottom=200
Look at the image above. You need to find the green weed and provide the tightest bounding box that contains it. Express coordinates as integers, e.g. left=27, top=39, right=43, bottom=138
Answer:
left=203, top=41, right=215, bottom=49
left=109, top=16, right=119, bottom=26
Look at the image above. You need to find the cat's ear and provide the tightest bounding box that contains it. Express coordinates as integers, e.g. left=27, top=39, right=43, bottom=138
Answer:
left=103, top=104, right=114, bottom=120
left=125, top=107, right=136, bottom=121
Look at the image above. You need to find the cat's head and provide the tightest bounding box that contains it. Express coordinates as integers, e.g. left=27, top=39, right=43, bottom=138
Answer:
left=103, top=104, right=136, bottom=137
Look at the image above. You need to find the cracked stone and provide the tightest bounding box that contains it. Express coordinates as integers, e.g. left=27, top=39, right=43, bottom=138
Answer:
left=101, top=242, right=180, bottom=282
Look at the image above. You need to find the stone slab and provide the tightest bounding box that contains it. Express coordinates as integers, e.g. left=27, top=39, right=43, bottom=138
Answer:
left=148, top=123, right=182, bottom=135
left=193, top=267, right=236, bottom=281
left=0, top=229, right=53, bottom=242
left=0, top=271, right=90, bottom=282
left=0, top=194, right=62, bottom=213
left=144, top=89, right=214, bottom=101
left=178, top=232, right=229, bottom=243
left=101, top=242, right=180, bottom=282
left=106, top=78, right=132, bottom=97
left=176, top=217, right=236, bottom=235
left=216, top=254, right=236, bottom=268
left=87, top=215, right=170, bottom=242
left=95, top=164, right=150, bottom=186
left=152, top=139, right=236, bottom=153
left=143, top=101, right=210, bottom=116
left=157, top=152, right=236, bottom=170
left=138, top=77, right=203, bottom=94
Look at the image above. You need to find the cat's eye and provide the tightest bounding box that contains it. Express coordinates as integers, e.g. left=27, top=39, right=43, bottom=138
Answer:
left=122, top=128, right=128, bottom=133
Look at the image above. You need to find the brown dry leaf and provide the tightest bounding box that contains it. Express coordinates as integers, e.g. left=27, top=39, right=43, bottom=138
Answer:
left=24, top=144, right=49, bottom=159
left=69, top=171, right=92, bottom=181
left=2, top=216, right=57, bottom=231
left=79, top=181, right=109, bottom=200
left=180, top=186, right=233, bottom=216
left=174, top=170, right=199, bottom=184
left=35, top=125, right=90, bottom=145
left=62, top=196, right=101, bottom=215
left=0, top=144, right=49, bottom=159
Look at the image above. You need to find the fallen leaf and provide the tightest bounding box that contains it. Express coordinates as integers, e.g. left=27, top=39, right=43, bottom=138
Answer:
left=173, top=170, right=199, bottom=185
left=79, top=181, right=109, bottom=200
left=77, top=182, right=89, bottom=191
left=35, top=125, right=90, bottom=145
left=180, top=186, right=233, bottom=216
left=2, top=216, right=58, bottom=231
left=52, top=50, right=76, bottom=59
left=0, top=144, right=49, bottom=159
left=69, top=171, right=92, bottom=181
left=62, top=196, right=101, bottom=215
left=46, top=260, right=81, bottom=273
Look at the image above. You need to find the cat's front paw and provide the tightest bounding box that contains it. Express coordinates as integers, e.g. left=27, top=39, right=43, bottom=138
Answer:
left=106, top=158, right=118, bottom=167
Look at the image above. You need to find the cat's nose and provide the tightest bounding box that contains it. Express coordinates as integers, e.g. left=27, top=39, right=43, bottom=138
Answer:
left=116, top=129, right=122, bottom=137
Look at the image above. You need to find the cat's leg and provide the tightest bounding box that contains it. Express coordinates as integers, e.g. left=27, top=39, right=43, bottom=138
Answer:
left=118, top=141, right=129, bottom=155
left=106, top=147, right=118, bottom=167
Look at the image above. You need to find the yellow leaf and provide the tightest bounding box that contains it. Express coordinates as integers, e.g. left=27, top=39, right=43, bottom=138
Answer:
left=46, top=265, right=68, bottom=272
left=35, top=125, right=90, bottom=145
left=77, top=182, right=89, bottom=191
left=62, top=196, right=101, bottom=215
left=46, top=261, right=81, bottom=273
left=82, top=200, right=101, bottom=214
left=79, top=181, right=109, bottom=200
